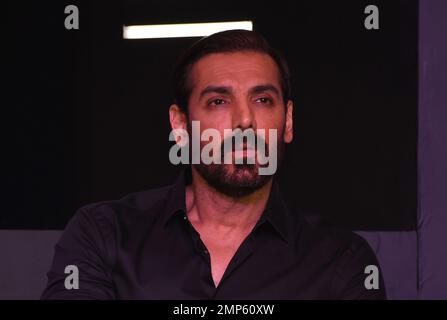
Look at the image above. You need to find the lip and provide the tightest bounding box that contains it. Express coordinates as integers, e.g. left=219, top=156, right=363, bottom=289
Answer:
left=233, top=142, right=255, bottom=150
left=232, top=149, right=256, bottom=158
left=229, top=144, right=256, bottom=152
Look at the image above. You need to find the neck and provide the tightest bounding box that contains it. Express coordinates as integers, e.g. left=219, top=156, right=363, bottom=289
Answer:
left=186, top=167, right=272, bottom=231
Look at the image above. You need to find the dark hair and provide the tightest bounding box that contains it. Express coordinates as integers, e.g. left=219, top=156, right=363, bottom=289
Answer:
left=172, top=29, right=292, bottom=113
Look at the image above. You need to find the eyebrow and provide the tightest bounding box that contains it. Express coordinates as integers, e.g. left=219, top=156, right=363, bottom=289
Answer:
left=249, top=84, right=280, bottom=97
left=199, top=86, right=233, bottom=99
left=199, top=84, right=280, bottom=100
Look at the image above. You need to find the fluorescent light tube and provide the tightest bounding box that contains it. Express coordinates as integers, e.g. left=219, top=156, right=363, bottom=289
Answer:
left=123, top=21, right=253, bottom=39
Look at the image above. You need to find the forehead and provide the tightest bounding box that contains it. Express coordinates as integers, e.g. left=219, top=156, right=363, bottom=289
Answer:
left=189, top=51, right=281, bottom=92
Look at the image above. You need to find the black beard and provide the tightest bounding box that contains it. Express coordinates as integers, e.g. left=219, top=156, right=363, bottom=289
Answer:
left=193, top=139, right=285, bottom=198
left=186, top=120, right=286, bottom=197
left=194, top=162, right=271, bottom=198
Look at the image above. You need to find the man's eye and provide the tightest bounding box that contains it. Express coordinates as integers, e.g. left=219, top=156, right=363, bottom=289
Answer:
left=208, top=98, right=227, bottom=106
left=255, top=97, right=273, bottom=104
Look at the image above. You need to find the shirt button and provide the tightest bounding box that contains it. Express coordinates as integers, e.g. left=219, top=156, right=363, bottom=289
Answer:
left=203, top=250, right=208, bottom=255
left=183, top=216, right=187, bottom=220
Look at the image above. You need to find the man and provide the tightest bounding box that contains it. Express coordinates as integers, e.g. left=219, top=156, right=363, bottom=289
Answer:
left=42, top=30, right=386, bottom=299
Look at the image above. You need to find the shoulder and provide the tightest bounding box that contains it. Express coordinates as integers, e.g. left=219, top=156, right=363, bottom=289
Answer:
left=72, top=184, right=174, bottom=230
left=290, top=213, right=385, bottom=299
left=289, top=213, right=371, bottom=259
left=56, top=184, right=176, bottom=265
left=289, top=212, right=379, bottom=281
left=59, top=184, right=176, bottom=258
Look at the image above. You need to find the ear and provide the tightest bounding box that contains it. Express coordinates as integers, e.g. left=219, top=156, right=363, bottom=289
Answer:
left=283, top=100, right=293, bottom=143
left=169, top=104, right=188, bottom=131
left=169, top=104, right=188, bottom=145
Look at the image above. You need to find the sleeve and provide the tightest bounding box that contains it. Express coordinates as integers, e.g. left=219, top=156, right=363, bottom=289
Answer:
left=331, top=234, right=387, bottom=300
left=41, top=206, right=116, bottom=299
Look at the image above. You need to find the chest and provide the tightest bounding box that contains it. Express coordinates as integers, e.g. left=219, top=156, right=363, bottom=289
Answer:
left=199, top=232, right=248, bottom=287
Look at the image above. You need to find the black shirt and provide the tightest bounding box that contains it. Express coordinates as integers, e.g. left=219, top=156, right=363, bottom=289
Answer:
left=42, top=170, right=386, bottom=300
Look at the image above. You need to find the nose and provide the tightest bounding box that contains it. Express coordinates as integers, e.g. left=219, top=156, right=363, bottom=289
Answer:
left=231, top=99, right=256, bottom=131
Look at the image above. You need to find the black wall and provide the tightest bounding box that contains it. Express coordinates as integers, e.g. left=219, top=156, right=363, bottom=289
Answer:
left=5, top=0, right=418, bottom=230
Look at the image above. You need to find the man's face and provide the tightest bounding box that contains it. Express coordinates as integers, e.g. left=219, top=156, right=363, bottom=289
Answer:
left=171, top=51, right=293, bottom=197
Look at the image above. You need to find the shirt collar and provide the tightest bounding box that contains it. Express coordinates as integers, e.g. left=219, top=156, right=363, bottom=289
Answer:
left=163, top=168, right=292, bottom=244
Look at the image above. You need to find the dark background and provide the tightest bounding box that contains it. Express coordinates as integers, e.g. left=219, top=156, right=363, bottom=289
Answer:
left=4, top=0, right=418, bottom=230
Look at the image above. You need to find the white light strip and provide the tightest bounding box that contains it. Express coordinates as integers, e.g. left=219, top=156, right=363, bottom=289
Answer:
left=123, top=21, right=253, bottom=39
